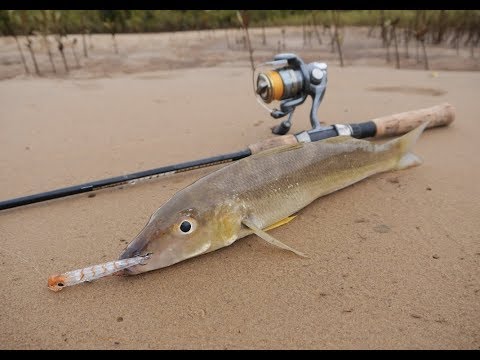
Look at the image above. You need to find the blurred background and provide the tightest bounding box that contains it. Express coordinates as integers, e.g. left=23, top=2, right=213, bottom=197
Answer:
left=0, top=10, right=479, bottom=80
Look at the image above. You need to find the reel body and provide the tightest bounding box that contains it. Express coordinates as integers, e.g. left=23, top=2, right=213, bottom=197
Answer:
left=254, top=53, right=328, bottom=135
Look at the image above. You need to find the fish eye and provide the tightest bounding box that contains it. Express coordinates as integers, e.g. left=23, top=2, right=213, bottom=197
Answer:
left=180, top=221, right=191, bottom=233
left=178, top=218, right=196, bottom=235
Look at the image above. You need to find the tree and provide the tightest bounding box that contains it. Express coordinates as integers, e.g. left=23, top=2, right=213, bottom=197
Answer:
left=51, top=11, right=69, bottom=73
left=80, top=11, right=89, bottom=57
left=35, top=10, right=56, bottom=74
left=311, top=11, right=323, bottom=46
left=391, top=17, right=400, bottom=69
left=71, top=37, right=80, bottom=68
left=0, top=10, right=30, bottom=74
left=236, top=11, right=254, bottom=72
left=415, top=26, right=429, bottom=70
left=434, top=10, right=447, bottom=45
left=403, top=22, right=413, bottom=59
left=331, top=11, right=344, bottom=67
left=18, top=10, right=40, bottom=75
left=100, top=10, right=127, bottom=54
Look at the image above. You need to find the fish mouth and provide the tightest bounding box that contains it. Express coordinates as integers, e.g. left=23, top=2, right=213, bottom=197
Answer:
left=120, top=252, right=153, bottom=276
left=122, top=264, right=144, bottom=276
left=121, top=241, right=212, bottom=276
left=122, top=267, right=136, bottom=276
left=119, top=247, right=142, bottom=260
left=118, top=233, right=152, bottom=275
left=119, top=232, right=150, bottom=260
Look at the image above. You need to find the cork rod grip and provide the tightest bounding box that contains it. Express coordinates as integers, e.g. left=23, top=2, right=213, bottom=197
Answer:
left=372, top=102, right=455, bottom=138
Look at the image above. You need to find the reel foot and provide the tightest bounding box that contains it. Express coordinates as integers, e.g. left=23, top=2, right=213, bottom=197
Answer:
left=271, top=120, right=292, bottom=135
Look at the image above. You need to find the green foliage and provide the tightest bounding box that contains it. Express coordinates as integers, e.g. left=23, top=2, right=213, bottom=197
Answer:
left=0, top=10, right=478, bottom=35
left=0, top=10, right=31, bottom=36
left=0, top=10, right=12, bottom=35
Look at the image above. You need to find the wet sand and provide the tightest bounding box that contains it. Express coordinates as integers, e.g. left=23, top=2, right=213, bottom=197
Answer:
left=0, top=34, right=479, bottom=349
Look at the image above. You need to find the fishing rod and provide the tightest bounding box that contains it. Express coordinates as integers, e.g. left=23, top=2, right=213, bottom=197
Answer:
left=0, top=53, right=454, bottom=211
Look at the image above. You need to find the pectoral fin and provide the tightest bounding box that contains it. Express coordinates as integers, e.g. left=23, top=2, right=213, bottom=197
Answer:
left=242, top=218, right=307, bottom=258
left=263, top=215, right=297, bottom=231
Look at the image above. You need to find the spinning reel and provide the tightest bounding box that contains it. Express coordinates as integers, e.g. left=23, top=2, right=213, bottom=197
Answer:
left=254, top=53, right=329, bottom=135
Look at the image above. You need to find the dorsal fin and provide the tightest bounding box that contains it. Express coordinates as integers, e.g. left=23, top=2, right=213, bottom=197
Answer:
left=252, top=143, right=304, bottom=159
left=320, top=135, right=355, bottom=144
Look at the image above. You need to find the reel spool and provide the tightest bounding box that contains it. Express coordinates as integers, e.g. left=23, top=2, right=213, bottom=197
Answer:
left=254, top=53, right=328, bottom=135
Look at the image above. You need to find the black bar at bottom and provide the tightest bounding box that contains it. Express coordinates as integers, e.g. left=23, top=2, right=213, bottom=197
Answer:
left=0, top=149, right=252, bottom=211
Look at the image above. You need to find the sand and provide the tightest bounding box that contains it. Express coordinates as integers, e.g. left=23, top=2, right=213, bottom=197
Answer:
left=0, top=31, right=479, bottom=350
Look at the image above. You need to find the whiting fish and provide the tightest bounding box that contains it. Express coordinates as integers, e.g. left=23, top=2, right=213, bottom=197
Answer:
left=49, top=121, right=428, bottom=291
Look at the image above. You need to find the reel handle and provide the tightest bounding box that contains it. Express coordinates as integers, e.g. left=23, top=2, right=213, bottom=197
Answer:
left=372, top=102, right=455, bottom=138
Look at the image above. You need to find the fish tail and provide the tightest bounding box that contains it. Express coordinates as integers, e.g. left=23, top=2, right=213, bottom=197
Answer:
left=383, top=121, right=430, bottom=171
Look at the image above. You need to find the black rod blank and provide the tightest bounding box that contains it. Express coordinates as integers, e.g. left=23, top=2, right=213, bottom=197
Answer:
left=0, top=149, right=251, bottom=211
left=0, top=120, right=381, bottom=212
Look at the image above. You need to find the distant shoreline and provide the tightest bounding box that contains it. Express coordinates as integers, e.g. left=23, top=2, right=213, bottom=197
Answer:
left=0, top=27, right=478, bottom=81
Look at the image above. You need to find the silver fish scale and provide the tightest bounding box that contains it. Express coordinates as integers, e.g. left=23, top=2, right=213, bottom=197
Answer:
left=194, top=137, right=394, bottom=231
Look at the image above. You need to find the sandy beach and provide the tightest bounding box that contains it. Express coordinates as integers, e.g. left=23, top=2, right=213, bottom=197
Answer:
left=0, top=30, right=479, bottom=349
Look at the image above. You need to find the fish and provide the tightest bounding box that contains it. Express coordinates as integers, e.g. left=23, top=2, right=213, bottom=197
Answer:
left=118, top=121, right=429, bottom=275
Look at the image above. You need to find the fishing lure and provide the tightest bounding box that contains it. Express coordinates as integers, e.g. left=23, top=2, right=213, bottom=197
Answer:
left=48, top=254, right=150, bottom=292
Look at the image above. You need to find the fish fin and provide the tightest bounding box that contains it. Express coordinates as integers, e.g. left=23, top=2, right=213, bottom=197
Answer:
left=384, top=121, right=429, bottom=171
left=252, top=143, right=304, bottom=159
left=242, top=218, right=307, bottom=258
left=263, top=215, right=297, bottom=231
left=397, top=121, right=430, bottom=154
left=321, top=135, right=355, bottom=144
left=396, top=153, right=423, bottom=170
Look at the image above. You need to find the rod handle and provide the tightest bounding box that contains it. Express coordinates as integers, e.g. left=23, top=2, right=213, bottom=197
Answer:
left=372, top=102, right=455, bottom=137
left=248, top=102, right=455, bottom=153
